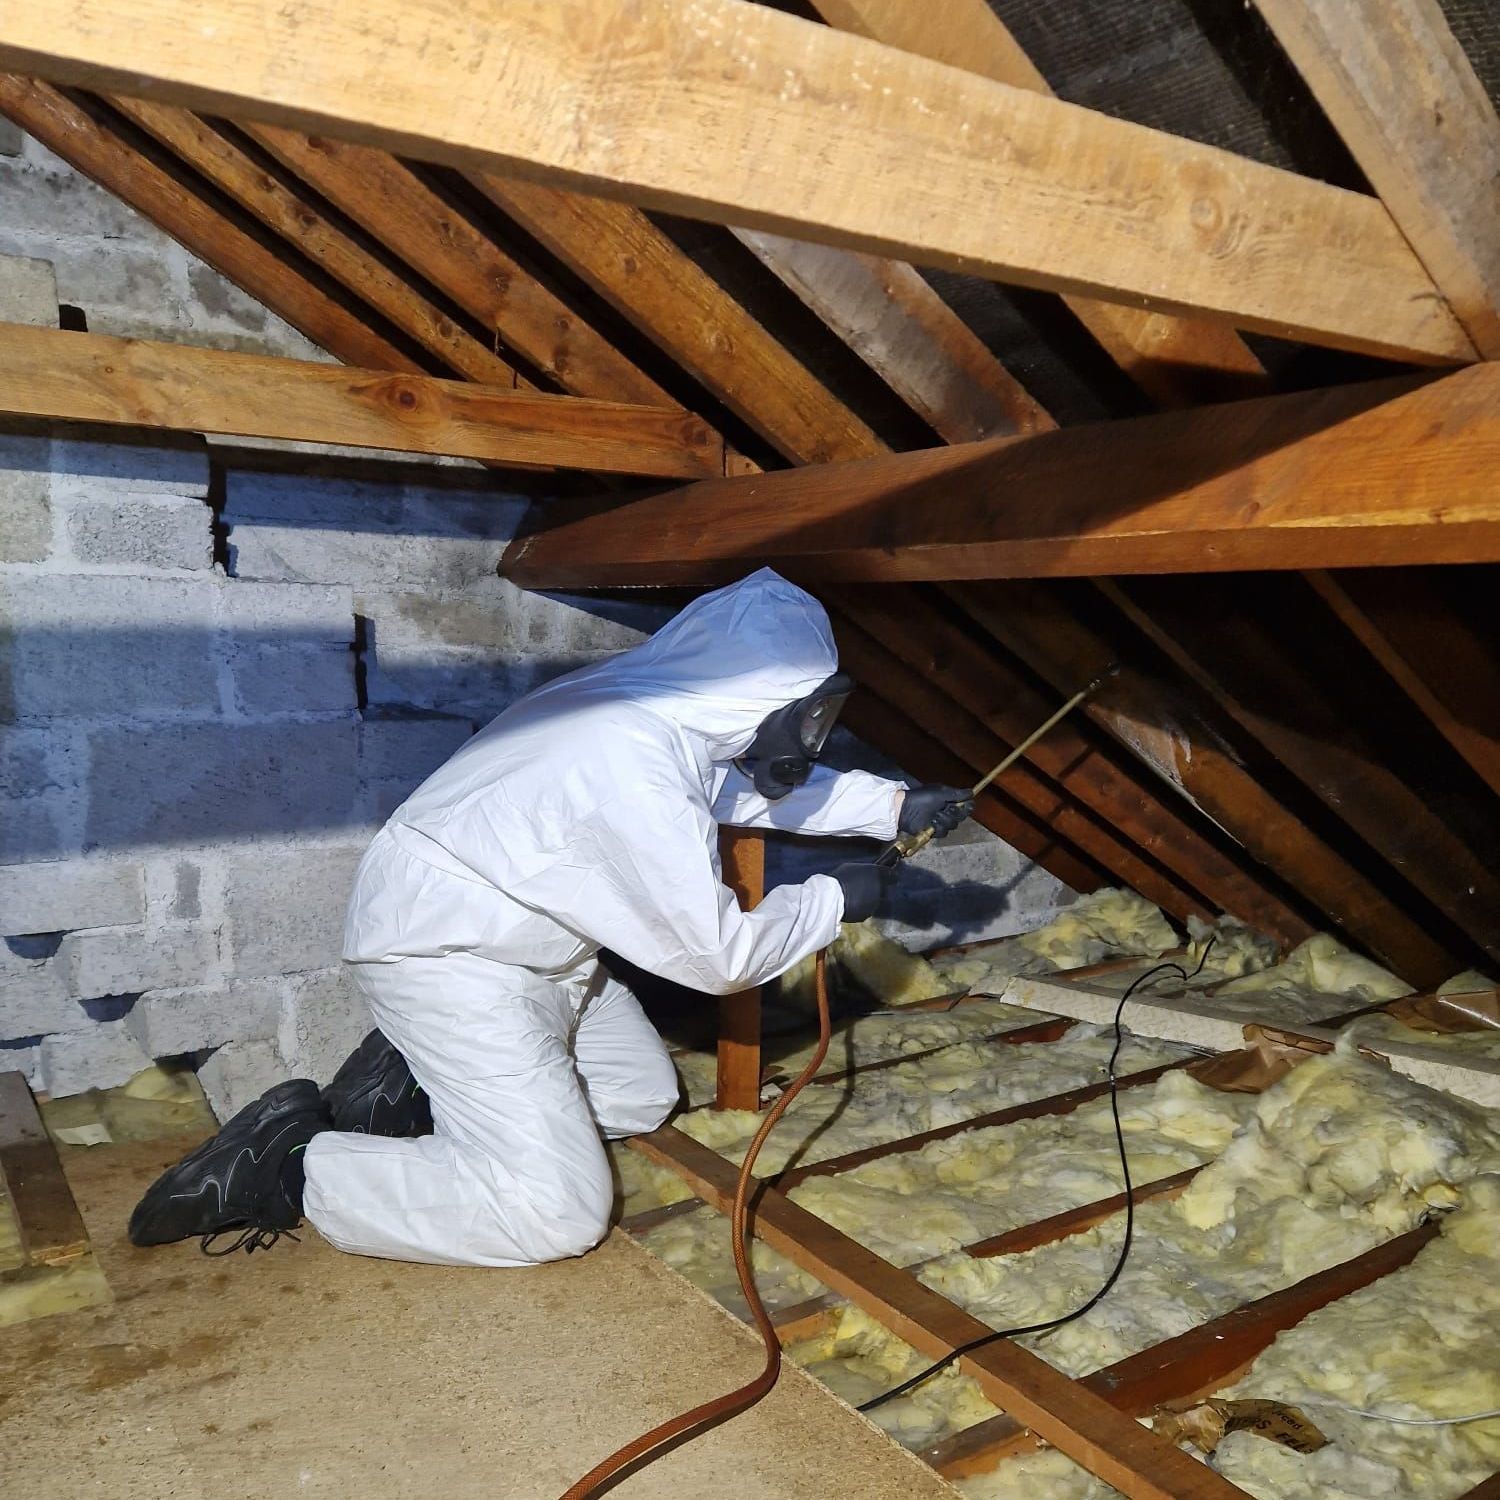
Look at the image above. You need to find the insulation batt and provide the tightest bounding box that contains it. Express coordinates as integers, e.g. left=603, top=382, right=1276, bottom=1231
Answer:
left=613, top=996, right=1046, bottom=1215
left=639, top=1069, right=1252, bottom=1348
left=924, top=1041, right=1500, bottom=1379
left=746, top=1070, right=1250, bottom=1442
left=673, top=1024, right=1194, bottom=1177
left=928, top=888, right=1178, bottom=993
left=1215, top=1174, right=1500, bottom=1499
left=967, top=1178, right=1500, bottom=1500
left=785, top=1042, right=1500, bottom=1464
left=778, top=918, right=964, bottom=1009
left=787, top=1069, right=1251, bottom=1265
left=1206, top=932, right=1411, bottom=1026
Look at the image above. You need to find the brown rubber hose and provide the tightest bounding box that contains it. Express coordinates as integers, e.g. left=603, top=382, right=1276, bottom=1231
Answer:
left=558, top=948, right=834, bottom=1500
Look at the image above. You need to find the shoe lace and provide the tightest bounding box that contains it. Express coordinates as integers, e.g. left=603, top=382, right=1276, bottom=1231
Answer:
left=198, top=1225, right=301, bottom=1257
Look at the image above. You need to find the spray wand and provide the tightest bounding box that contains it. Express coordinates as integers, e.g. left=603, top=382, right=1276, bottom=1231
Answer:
left=875, top=665, right=1118, bottom=868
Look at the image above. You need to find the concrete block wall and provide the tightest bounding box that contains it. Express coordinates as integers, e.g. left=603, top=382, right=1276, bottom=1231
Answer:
left=0, top=129, right=1073, bottom=1116
left=0, top=134, right=672, bottom=1111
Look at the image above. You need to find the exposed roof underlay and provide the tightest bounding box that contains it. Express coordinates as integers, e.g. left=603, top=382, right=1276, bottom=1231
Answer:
left=1, top=0, right=1496, bottom=986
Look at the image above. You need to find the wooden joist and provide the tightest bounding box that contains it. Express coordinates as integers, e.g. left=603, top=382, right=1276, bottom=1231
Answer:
left=0, top=1072, right=90, bottom=1268
left=927, top=1223, right=1440, bottom=1477
left=1253, top=0, right=1500, bottom=359
left=0, top=0, right=1475, bottom=362
left=0, top=323, right=724, bottom=476
left=772, top=1059, right=1193, bottom=1189
left=503, top=366, right=1500, bottom=586
left=631, top=1124, right=1245, bottom=1500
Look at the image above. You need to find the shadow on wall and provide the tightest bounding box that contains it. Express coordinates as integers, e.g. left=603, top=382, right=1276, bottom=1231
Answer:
left=0, top=637, right=619, bottom=861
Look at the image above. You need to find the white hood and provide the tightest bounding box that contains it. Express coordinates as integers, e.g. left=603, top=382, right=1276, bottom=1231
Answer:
left=519, top=567, right=838, bottom=761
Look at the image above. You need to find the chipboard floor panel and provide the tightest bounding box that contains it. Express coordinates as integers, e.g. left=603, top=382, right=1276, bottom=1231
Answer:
left=0, top=1133, right=956, bottom=1500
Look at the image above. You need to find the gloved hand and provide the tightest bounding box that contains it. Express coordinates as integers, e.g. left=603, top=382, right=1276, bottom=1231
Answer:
left=831, top=862, right=896, bottom=923
left=898, top=784, right=975, bottom=840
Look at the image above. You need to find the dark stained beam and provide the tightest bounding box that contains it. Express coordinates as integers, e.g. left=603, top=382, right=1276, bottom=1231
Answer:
left=502, top=367, right=1500, bottom=587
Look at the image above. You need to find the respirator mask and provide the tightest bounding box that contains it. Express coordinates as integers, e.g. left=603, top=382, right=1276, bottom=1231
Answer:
left=735, top=672, right=854, bottom=799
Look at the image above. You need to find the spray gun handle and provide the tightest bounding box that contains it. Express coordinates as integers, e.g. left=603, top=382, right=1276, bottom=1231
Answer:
left=874, top=824, right=935, bottom=868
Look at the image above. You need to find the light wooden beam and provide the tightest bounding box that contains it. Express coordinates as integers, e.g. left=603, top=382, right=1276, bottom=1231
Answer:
left=807, top=0, right=1272, bottom=407
left=0, top=323, right=724, bottom=476
left=503, top=366, right=1500, bottom=585
left=0, top=0, right=1475, bottom=363
left=1254, top=0, right=1500, bottom=358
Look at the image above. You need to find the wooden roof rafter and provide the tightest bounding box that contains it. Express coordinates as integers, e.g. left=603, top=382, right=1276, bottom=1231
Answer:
left=0, top=0, right=1478, bottom=362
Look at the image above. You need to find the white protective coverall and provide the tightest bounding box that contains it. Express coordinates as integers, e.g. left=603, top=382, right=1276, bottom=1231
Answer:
left=303, top=569, right=905, bottom=1266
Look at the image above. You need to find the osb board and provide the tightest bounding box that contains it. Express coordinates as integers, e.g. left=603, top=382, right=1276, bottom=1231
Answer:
left=0, top=1135, right=958, bottom=1500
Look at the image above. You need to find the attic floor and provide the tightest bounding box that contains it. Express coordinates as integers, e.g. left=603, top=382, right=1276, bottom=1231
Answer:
left=1, top=1133, right=954, bottom=1500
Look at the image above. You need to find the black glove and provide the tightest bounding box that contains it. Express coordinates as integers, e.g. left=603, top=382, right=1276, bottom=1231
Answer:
left=831, top=862, right=896, bottom=923
left=898, top=784, right=975, bottom=839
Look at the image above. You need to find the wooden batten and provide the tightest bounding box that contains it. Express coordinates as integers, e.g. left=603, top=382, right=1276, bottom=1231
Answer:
left=0, top=1072, right=90, bottom=1269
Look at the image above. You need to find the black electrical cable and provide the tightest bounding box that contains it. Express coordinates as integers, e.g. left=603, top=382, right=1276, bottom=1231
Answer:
left=857, top=936, right=1219, bottom=1414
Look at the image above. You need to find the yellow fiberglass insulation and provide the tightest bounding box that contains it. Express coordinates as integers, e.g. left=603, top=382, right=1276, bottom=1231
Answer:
left=791, top=1304, right=1002, bottom=1449
left=613, top=997, right=1059, bottom=1215
left=1206, top=932, right=1412, bottom=1026
left=922, top=1041, right=1500, bottom=1379
left=637, top=1205, right=824, bottom=1320
left=674, top=1024, right=1195, bottom=1177
left=929, top=888, right=1178, bottom=993
left=786, top=1069, right=1252, bottom=1265
left=778, top=919, right=961, bottom=1009
left=652, top=1068, right=1251, bottom=1447
left=968, top=1177, right=1500, bottom=1500
left=633, top=1070, right=1253, bottom=1361
left=1184, top=914, right=1281, bottom=980
left=1214, top=1173, right=1500, bottom=1498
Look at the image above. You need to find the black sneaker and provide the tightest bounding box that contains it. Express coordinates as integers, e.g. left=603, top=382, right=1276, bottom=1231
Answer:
left=321, top=1029, right=433, bottom=1138
left=128, top=1078, right=325, bottom=1252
